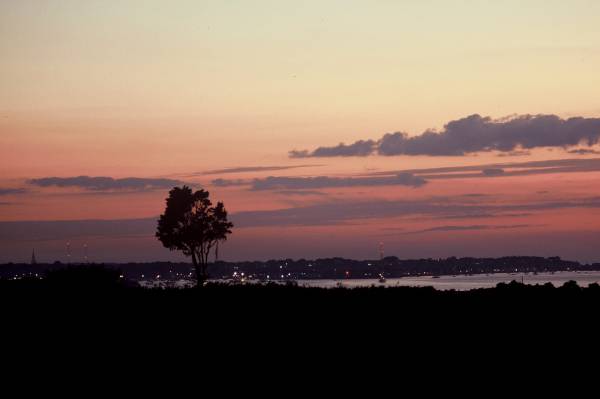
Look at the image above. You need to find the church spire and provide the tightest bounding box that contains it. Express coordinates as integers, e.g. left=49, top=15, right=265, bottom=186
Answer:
left=31, top=249, right=37, bottom=265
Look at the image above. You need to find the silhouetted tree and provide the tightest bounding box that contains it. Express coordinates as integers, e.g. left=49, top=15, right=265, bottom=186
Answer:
left=156, top=186, right=233, bottom=286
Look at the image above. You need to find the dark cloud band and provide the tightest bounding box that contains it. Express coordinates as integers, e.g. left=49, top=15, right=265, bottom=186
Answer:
left=213, top=157, right=600, bottom=192
left=28, top=176, right=187, bottom=191
left=0, top=188, right=26, bottom=196
left=212, top=173, right=427, bottom=190
left=398, top=224, right=536, bottom=235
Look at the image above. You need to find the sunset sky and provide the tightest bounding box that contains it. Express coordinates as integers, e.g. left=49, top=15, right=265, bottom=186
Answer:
left=2, top=1, right=600, bottom=263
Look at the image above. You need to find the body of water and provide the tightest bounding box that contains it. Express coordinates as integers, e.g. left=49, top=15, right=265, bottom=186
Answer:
left=297, top=271, right=600, bottom=290
left=139, top=271, right=600, bottom=290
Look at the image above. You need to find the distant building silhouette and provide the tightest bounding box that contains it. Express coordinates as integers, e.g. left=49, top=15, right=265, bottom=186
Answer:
left=31, top=249, right=37, bottom=265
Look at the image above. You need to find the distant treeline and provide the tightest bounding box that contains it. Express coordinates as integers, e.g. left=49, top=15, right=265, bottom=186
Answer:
left=1, top=256, right=598, bottom=281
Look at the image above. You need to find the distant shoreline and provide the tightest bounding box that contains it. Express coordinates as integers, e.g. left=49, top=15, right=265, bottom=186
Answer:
left=2, top=256, right=599, bottom=282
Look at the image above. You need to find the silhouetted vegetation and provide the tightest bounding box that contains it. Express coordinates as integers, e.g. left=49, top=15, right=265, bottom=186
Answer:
left=44, top=265, right=133, bottom=290
left=2, top=266, right=598, bottom=322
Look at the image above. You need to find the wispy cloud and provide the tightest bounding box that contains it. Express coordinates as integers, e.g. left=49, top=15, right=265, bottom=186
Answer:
left=232, top=196, right=600, bottom=227
left=252, top=174, right=426, bottom=190
left=28, top=176, right=187, bottom=192
left=276, top=190, right=328, bottom=196
left=198, top=164, right=324, bottom=175
left=482, top=168, right=505, bottom=176
left=399, top=224, right=536, bottom=235
left=567, top=148, right=600, bottom=155
left=497, top=150, right=532, bottom=157
left=441, top=213, right=532, bottom=220
left=0, top=188, right=26, bottom=196
left=368, top=157, right=600, bottom=181
left=290, top=141, right=375, bottom=158
left=290, top=114, right=600, bottom=157
left=213, top=158, right=600, bottom=191
left=212, top=173, right=427, bottom=191
left=212, top=178, right=247, bottom=187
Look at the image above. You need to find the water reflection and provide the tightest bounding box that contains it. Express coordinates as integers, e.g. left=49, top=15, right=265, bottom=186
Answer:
left=139, top=271, right=600, bottom=291
left=297, top=271, right=600, bottom=290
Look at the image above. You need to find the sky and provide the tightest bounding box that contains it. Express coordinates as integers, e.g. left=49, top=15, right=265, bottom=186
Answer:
left=1, top=0, right=600, bottom=263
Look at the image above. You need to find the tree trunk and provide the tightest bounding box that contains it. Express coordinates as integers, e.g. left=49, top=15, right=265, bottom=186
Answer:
left=191, top=251, right=204, bottom=288
left=199, top=262, right=208, bottom=287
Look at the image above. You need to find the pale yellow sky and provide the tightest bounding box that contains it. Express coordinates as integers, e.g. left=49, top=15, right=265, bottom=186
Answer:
left=2, top=1, right=600, bottom=136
